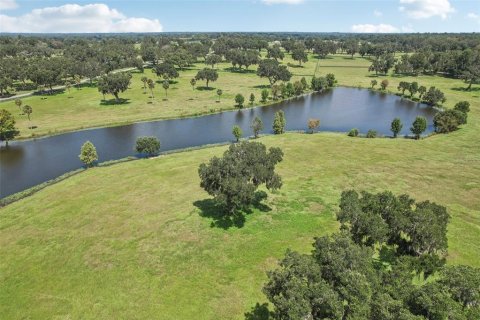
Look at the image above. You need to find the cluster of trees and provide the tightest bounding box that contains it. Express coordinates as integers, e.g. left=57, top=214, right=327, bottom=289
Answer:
left=255, top=190, right=480, bottom=320
left=397, top=81, right=446, bottom=106
left=434, top=101, right=471, bottom=133
left=348, top=116, right=428, bottom=139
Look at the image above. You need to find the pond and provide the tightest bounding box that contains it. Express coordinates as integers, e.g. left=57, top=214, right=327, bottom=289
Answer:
left=0, top=87, right=436, bottom=198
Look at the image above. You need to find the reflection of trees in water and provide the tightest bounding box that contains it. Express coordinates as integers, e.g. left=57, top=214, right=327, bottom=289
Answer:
left=0, top=145, right=25, bottom=166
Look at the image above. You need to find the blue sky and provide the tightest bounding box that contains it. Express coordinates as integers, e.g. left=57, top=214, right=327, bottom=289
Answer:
left=0, top=0, right=479, bottom=33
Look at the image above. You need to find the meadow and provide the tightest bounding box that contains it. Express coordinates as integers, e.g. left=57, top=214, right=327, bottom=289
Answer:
left=0, top=52, right=479, bottom=319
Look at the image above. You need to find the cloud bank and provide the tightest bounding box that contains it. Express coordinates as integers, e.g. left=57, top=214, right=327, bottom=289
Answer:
left=0, top=3, right=163, bottom=33
left=399, top=0, right=454, bottom=20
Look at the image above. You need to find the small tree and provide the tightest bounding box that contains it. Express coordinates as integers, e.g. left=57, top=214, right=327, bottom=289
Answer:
left=79, top=141, right=98, bottom=167
left=433, top=110, right=466, bottom=133
left=232, top=125, right=242, bottom=142
left=190, top=78, right=196, bottom=91
left=147, top=79, right=155, bottom=99
left=22, top=105, right=33, bottom=127
left=453, top=101, right=470, bottom=114
left=307, top=118, right=320, bottom=133
left=74, top=75, right=81, bottom=90
left=411, top=116, right=427, bottom=139
left=261, top=89, right=269, bottom=103
left=391, top=118, right=403, bottom=138
left=408, top=81, right=419, bottom=98
left=326, top=73, right=336, bottom=87
left=195, top=68, right=218, bottom=88
left=251, top=116, right=264, bottom=138
left=97, top=72, right=132, bottom=103
left=418, top=85, right=427, bottom=99
left=311, top=76, right=328, bottom=92
left=141, top=76, right=148, bottom=93
left=249, top=93, right=255, bottom=105
left=14, top=98, right=22, bottom=113
left=0, top=109, right=19, bottom=146
left=380, top=79, right=389, bottom=90
left=216, top=89, right=223, bottom=102
left=423, top=87, right=446, bottom=106
left=300, top=77, right=308, bottom=90
left=370, top=79, right=377, bottom=89
left=162, top=80, right=170, bottom=99
left=348, top=128, right=359, bottom=137
left=235, top=94, right=245, bottom=108
left=135, top=136, right=160, bottom=157
left=65, top=81, right=72, bottom=94
left=366, top=129, right=377, bottom=138
left=273, top=110, right=286, bottom=134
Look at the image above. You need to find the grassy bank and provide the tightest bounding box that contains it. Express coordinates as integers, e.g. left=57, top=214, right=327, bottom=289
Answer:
left=1, top=129, right=479, bottom=319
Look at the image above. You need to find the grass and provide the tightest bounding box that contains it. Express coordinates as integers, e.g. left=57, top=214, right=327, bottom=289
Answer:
left=0, top=53, right=479, bottom=319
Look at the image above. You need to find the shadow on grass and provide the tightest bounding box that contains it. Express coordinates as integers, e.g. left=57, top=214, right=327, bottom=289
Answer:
left=253, top=84, right=271, bottom=89
left=193, top=191, right=271, bottom=229
left=245, top=303, right=272, bottom=320
left=287, top=63, right=304, bottom=68
left=196, top=86, right=215, bottom=91
left=451, top=87, right=480, bottom=92
left=224, top=67, right=256, bottom=74
left=100, top=98, right=131, bottom=105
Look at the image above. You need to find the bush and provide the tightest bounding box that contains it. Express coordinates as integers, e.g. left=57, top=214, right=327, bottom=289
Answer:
left=307, top=118, right=320, bottom=133
left=273, top=110, right=286, bottom=134
left=366, top=130, right=377, bottom=138
left=423, top=87, right=446, bottom=106
left=135, top=136, right=161, bottom=156
left=232, top=125, right=242, bottom=142
left=453, top=101, right=470, bottom=114
left=235, top=94, right=245, bottom=108
left=410, top=116, right=427, bottom=139
left=433, top=110, right=465, bottom=133
left=79, top=141, right=98, bottom=167
left=380, top=79, right=389, bottom=90
left=391, top=118, right=403, bottom=138
left=261, top=89, right=269, bottom=103
left=348, top=128, right=359, bottom=137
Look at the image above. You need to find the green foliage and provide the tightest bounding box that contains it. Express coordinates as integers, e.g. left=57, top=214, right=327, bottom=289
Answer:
left=370, top=79, right=377, bottom=88
left=135, top=136, right=160, bottom=156
left=205, top=53, right=222, bottom=68
left=291, top=44, right=308, bottom=66
left=250, top=116, right=264, bottom=138
left=97, top=72, right=132, bottom=102
left=454, top=101, right=470, bottom=114
left=325, top=73, right=336, bottom=87
left=366, top=129, right=377, bottom=138
left=434, top=109, right=466, bottom=133
left=79, top=141, right=98, bottom=167
left=195, top=68, right=218, bottom=88
left=216, top=89, right=223, bottom=101
left=381, top=79, right=389, bottom=90
left=260, top=89, right=269, bottom=103
left=300, top=77, right=308, bottom=90
left=266, top=44, right=284, bottom=61
left=235, top=93, right=245, bottom=108
left=272, top=110, right=286, bottom=134
left=256, top=59, right=292, bottom=86
left=22, top=105, right=33, bottom=122
left=440, top=265, right=480, bottom=308
left=348, top=128, right=359, bottom=137
left=0, top=109, right=19, bottom=145
left=249, top=93, right=255, bottom=105
left=198, top=141, right=283, bottom=213
left=423, top=86, right=446, bottom=106
left=162, top=80, right=170, bottom=98
left=410, top=116, right=427, bottom=139
left=293, top=81, right=304, bottom=96
left=391, top=118, right=403, bottom=138
left=232, top=125, right=242, bottom=142
left=310, top=76, right=328, bottom=92
left=154, top=62, right=179, bottom=80
left=189, top=78, right=196, bottom=90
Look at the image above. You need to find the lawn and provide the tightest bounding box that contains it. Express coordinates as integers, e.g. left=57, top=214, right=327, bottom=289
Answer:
left=0, top=53, right=479, bottom=319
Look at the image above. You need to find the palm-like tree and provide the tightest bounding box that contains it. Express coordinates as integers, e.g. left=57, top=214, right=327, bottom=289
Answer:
left=147, top=79, right=155, bottom=99
left=14, top=98, right=22, bottom=113
left=23, top=105, right=33, bottom=128
left=162, top=80, right=170, bottom=99
left=141, top=76, right=148, bottom=93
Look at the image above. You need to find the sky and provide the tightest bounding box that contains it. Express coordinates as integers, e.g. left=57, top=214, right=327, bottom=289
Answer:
left=0, top=0, right=479, bottom=33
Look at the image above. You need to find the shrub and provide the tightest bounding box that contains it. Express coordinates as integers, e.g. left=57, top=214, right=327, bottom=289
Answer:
left=423, top=87, right=446, bottom=106
left=273, top=110, right=286, bottom=134
left=348, top=128, right=359, bottom=137
left=433, top=110, right=465, bottom=133
left=453, top=101, right=470, bottom=114
left=261, top=89, right=269, bottom=103
left=235, top=94, right=245, bottom=108
left=135, top=136, right=161, bottom=156
left=380, top=79, right=389, bottom=90
left=232, top=125, right=242, bottom=142
left=366, top=130, right=377, bottom=138
left=390, top=118, right=403, bottom=138
left=307, top=118, right=320, bottom=133
left=411, top=116, right=427, bottom=139
left=79, top=141, right=98, bottom=167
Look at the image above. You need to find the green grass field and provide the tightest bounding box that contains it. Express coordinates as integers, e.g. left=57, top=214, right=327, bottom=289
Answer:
left=0, top=53, right=479, bottom=319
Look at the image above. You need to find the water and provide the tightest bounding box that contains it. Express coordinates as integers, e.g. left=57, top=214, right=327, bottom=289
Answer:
left=0, top=87, right=436, bottom=198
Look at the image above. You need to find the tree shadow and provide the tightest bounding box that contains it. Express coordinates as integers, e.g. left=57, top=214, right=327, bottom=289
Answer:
left=287, top=63, right=303, bottom=68
left=253, top=84, right=271, bottom=89
left=451, top=86, right=480, bottom=92
left=100, top=98, right=131, bottom=105
left=224, top=67, right=256, bottom=74
left=196, top=86, right=215, bottom=91
left=244, top=303, right=272, bottom=320
left=193, top=191, right=271, bottom=229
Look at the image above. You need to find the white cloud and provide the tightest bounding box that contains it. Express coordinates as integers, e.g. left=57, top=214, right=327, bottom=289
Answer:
left=399, top=0, right=454, bottom=20
left=467, top=12, right=480, bottom=23
left=0, top=0, right=17, bottom=10
left=351, top=24, right=399, bottom=33
left=0, top=3, right=163, bottom=33
left=401, top=24, right=415, bottom=32
left=374, top=10, right=383, bottom=17
left=262, top=0, right=304, bottom=4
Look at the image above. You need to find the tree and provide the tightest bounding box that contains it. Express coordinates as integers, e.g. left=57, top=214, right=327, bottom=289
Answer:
left=370, top=79, right=377, bottom=89
left=369, top=53, right=395, bottom=75
left=216, top=89, right=223, bottom=102
left=271, top=84, right=280, bottom=100
left=232, top=125, right=242, bottom=142
left=79, top=141, right=98, bottom=167
left=307, top=118, right=320, bottom=133
left=65, top=81, right=72, bottom=94
left=205, top=53, right=222, bottom=69
left=418, top=85, right=427, bottom=99
left=195, top=68, right=218, bottom=88
left=251, top=116, right=263, bottom=138
left=190, top=78, right=196, bottom=91
left=97, top=72, right=132, bottom=103
left=422, top=87, right=446, bottom=106
left=261, top=89, right=269, bottom=103
left=154, top=62, right=179, bottom=81
left=74, top=75, right=81, bottom=90
left=381, top=79, right=389, bottom=90
left=235, top=94, right=245, bottom=108
left=293, top=81, right=304, bottom=96
left=266, top=44, right=284, bottom=61
left=0, top=109, right=19, bottom=146
left=366, top=130, right=377, bottom=138
left=135, top=136, right=160, bottom=157
left=141, top=76, right=148, bottom=94
left=454, top=101, right=470, bottom=114
left=300, top=77, right=308, bottom=90
left=410, top=116, right=427, bottom=139
left=433, top=109, right=465, bottom=133
left=257, top=59, right=292, bottom=86
left=348, top=128, right=359, bottom=137
left=249, top=93, right=255, bottom=105
left=325, top=73, right=336, bottom=87
left=291, top=45, right=308, bottom=66
left=397, top=81, right=409, bottom=96
left=162, top=80, right=170, bottom=99
left=14, top=98, right=22, bottom=113
left=461, top=63, right=480, bottom=91
left=147, top=79, right=155, bottom=99
left=22, top=105, right=32, bottom=126
left=440, top=265, right=480, bottom=309
left=273, top=110, right=286, bottom=134
left=198, top=141, right=283, bottom=213
left=408, top=81, right=419, bottom=98
left=311, top=76, right=328, bottom=92
left=391, top=118, right=403, bottom=138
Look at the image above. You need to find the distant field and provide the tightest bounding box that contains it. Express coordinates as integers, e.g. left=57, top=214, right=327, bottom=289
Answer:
left=0, top=52, right=479, bottom=319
